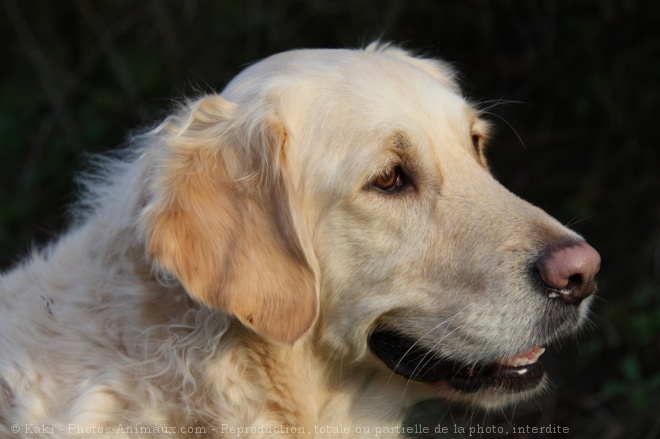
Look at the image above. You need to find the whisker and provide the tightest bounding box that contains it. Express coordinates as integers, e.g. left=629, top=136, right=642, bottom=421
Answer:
left=481, top=110, right=527, bottom=150
left=473, top=96, right=529, bottom=114
left=395, top=303, right=478, bottom=400
left=564, top=213, right=595, bottom=228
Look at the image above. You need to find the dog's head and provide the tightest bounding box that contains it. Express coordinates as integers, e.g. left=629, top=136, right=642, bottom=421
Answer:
left=140, top=44, right=600, bottom=408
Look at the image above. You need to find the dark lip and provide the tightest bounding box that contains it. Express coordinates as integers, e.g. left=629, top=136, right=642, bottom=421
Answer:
left=367, top=329, right=544, bottom=393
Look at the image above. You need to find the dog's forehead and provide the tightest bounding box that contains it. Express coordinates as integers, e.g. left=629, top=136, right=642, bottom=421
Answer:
left=226, top=49, right=483, bottom=198
left=258, top=49, right=476, bottom=147
left=228, top=48, right=469, bottom=116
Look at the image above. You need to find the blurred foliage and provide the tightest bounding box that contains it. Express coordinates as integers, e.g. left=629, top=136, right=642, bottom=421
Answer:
left=1, top=0, right=659, bottom=438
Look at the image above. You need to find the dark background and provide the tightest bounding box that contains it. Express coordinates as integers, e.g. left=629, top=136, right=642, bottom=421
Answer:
left=1, top=1, right=658, bottom=438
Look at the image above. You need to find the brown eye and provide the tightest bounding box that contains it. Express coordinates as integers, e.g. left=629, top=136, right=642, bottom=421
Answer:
left=372, top=166, right=403, bottom=192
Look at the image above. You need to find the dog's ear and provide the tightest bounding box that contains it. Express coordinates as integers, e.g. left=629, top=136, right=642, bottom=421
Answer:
left=140, top=95, right=318, bottom=344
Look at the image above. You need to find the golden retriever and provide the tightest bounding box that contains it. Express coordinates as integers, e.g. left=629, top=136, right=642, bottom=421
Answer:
left=0, top=43, right=600, bottom=438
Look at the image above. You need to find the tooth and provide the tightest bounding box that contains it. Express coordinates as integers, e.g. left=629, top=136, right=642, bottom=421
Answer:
left=499, top=347, right=545, bottom=367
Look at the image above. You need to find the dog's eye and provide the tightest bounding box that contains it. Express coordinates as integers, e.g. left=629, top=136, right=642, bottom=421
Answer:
left=372, top=166, right=404, bottom=193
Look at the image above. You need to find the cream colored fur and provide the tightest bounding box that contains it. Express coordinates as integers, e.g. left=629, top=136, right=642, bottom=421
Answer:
left=0, top=43, right=589, bottom=438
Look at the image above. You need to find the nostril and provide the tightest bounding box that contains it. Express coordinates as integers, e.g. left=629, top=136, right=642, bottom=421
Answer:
left=536, top=240, right=600, bottom=305
left=567, top=273, right=584, bottom=288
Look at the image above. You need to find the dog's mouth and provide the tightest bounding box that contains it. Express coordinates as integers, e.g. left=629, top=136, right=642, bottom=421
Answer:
left=368, top=329, right=545, bottom=393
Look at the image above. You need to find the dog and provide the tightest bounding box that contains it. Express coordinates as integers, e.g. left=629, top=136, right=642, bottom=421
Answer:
left=0, top=43, right=600, bottom=438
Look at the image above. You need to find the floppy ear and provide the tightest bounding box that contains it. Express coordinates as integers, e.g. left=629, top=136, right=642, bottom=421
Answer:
left=140, top=95, right=318, bottom=344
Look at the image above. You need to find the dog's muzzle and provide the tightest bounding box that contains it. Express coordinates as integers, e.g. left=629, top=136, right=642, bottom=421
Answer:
left=368, top=240, right=600, bottom=394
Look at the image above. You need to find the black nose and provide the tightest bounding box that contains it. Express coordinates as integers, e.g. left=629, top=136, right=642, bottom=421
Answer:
left=535, top=241, right=601, bottom=305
